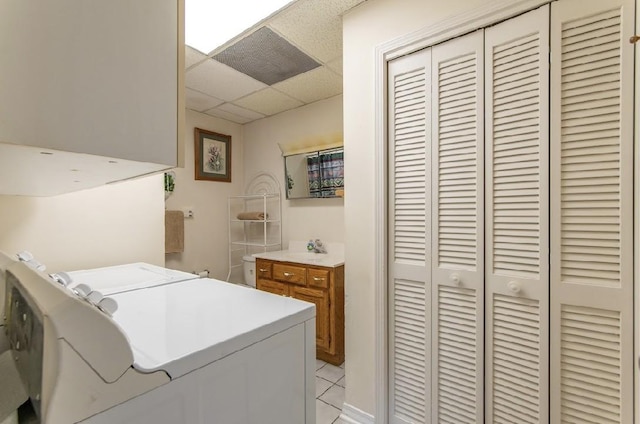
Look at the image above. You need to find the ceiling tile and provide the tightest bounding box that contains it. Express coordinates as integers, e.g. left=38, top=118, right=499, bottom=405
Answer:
left=213, top=27, right=320, bottom=85
left=217, top=103, right=265, bottom=121
left=269, top=0, right=365, bottom=63
left=204, top=108, right=253, bottom=125
left=185, top=46, right=207, bottom=69
left=326, top=57, right=343, bottom=75
left=273, top=66, right=342, bottom=104
left=185, top=58, right=267, bottom=102
left=235, top=88, right=304, bottom=116
left=185, top=88, right=224, bottom=112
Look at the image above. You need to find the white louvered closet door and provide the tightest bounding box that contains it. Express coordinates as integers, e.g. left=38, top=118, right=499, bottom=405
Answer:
left=430, top=31, right=484, bottom=424
left=484, top=6, right=550, bottom=424
left=387, top=48, right=432, bottom=424
left=550, top=0, right=634, bottom=423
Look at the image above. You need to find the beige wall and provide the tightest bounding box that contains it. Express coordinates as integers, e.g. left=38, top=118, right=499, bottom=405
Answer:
left=243, top=95, right=344, bottom=248
left=0, top=174, right=164, bottom=272
left=165, top=109, right=244, bottom=280
left=343, top=0, right=492, bottom=417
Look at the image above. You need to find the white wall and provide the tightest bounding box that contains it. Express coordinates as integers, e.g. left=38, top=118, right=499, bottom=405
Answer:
left=0, top=174, right=164, bottom=272
left=165, top=109, right=244, bottom=280
left=243, top=95, right=344, bottom=248
left=343, top=0, right=492, bottom=417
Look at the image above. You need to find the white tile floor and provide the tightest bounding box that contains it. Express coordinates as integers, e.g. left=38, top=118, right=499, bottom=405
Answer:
left=315, top=359, right=348, bottom=424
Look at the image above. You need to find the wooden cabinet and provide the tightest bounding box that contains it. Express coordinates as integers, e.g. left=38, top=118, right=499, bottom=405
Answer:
left=256, top=258, right=344, bottom=365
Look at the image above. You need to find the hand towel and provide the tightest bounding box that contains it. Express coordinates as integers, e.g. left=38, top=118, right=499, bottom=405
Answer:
left=237, top=211, right=268, bottom=220
left=165, top=210, right=184, bottom=254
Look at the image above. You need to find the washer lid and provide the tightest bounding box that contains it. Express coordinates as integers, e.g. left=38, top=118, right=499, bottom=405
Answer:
left=66, top=263, right=198, bottom=295
left=110, top=278, right=315, bottom=378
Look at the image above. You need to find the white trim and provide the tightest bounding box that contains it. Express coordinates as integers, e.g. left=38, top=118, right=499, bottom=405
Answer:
left=373, top=0, right=552, bottom=422
left=378, top=0, right=550, bottom=62
left=373, top=23, right=389, bottom=424
left=634, top=1, right=639, bottom=422
left=340, top=403, right=375, bottom=424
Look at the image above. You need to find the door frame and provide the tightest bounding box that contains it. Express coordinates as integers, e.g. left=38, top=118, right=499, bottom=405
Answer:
left=374, top=0, right=552, bottom=421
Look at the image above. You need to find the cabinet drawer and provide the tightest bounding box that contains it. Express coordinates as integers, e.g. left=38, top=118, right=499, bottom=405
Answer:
left=273, top=263, right=307, bottom=286
left=257, top=279, right=289, bottom=297
left=256, top=259, right=272, bottom=279
left=308, top=268, right=330, bottom=289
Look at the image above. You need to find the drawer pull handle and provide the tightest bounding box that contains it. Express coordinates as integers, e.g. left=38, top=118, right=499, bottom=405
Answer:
left=259, top=268, right=268, bottom=273
left=283, top=272, right=295, bottom=278
left=313, top=277, right=325, bottom=282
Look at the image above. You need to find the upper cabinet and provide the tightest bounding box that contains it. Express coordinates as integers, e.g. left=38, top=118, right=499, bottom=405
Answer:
left=0, top=0, right=184, bottom=196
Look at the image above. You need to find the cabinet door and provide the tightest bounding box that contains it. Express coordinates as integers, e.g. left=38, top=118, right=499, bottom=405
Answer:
left=431, top=30, right=484, bottom=424
left=550, top=1, right=634, bottom=422
left=387, top=47, right=432, bottom=424
left=257, top=279, right=289, bottom=297
left=291, top=286, right=330, bottom=352
left=485, top=6, right=550, bottom=423
left=0, top=0, right=179, bottom=166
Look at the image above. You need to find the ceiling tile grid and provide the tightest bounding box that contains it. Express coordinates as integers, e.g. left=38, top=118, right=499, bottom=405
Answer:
left=204, top=107, right=254, bottom=125
left=185, top=59, right=267, bottom=102
left=268, top=0, right=365, bottom=62
left=216, top=103, right=265, bottom=121
left=184, top=0, right=367, bottom=124
left=185, top=46, right=207, bottom=69
left=185, top=88, right=224, bottom=112
left=234, top=88, right=304, bottom=116
left=273, top=66, right=342, bottom=104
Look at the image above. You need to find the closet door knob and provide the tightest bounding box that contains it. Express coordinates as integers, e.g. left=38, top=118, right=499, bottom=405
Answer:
left=449, top=273, right=461, bottom=285
left=507, top=281, right=521, bottom=294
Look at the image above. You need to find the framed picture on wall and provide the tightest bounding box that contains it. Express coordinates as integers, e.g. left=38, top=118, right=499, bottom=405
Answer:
left=194, top=128, right=231, bottom=182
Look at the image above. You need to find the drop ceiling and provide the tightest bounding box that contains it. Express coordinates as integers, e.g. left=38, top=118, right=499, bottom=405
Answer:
left=185, top=0, right=366, bottom=124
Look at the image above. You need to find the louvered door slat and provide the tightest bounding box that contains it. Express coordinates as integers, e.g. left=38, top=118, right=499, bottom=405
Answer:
left=431, top=30, right=483, bottom=424
left=388, top=49, right=431, bottom=424
left=550, top=1, right=634, bottom=423
left=485, top=6, right=549, bottom=423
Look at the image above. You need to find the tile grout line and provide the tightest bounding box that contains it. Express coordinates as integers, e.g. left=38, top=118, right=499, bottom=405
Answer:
left=316, top=360, right=345, bottom=424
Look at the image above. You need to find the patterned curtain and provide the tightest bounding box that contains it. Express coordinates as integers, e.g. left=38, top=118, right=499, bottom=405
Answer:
left=307, top=149, right=344, bottom=198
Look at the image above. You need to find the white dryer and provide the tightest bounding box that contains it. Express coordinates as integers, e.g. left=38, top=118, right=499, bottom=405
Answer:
left=64, top=262, right=198, bottom=295
left=2, top=258, right=316, bottom=424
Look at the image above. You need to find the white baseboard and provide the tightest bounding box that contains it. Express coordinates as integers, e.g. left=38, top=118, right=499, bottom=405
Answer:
left=339, top=403, right=375, bottom=424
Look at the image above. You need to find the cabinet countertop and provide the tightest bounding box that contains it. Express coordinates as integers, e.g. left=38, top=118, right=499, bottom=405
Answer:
left=253, top=250, right=344, bottom=268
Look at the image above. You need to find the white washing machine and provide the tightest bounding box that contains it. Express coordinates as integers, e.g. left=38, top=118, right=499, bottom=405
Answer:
left=65, top=262, right=198, bottom=295
left=2, top=258, right=316, bottom=423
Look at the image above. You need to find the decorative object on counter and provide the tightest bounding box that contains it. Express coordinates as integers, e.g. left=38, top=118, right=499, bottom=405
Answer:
left=194, top=128, right=231, bottom=182
left=164, top=171, right=175, bottom=200
left=237, top=211, right=268, bottom=220
left=306, top=239, right=327, bottom=253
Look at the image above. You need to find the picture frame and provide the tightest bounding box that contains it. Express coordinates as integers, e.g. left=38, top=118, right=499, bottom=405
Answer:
left=194, top=128, right=231, bottom=182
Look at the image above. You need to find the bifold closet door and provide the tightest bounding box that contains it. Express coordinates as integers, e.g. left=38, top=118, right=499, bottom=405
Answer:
left=430, top=30, right=484, bottom=424
left=550, top=0, right=634, bottom=423
left=484, top=6, right=550, bottom=424
left=387, top=48, right=432, bottom=424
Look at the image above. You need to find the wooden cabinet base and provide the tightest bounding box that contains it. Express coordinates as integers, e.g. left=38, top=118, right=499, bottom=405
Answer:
left=256, top=258, right=344, bottom=366
left=317, top=349, right=344, bottom=366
